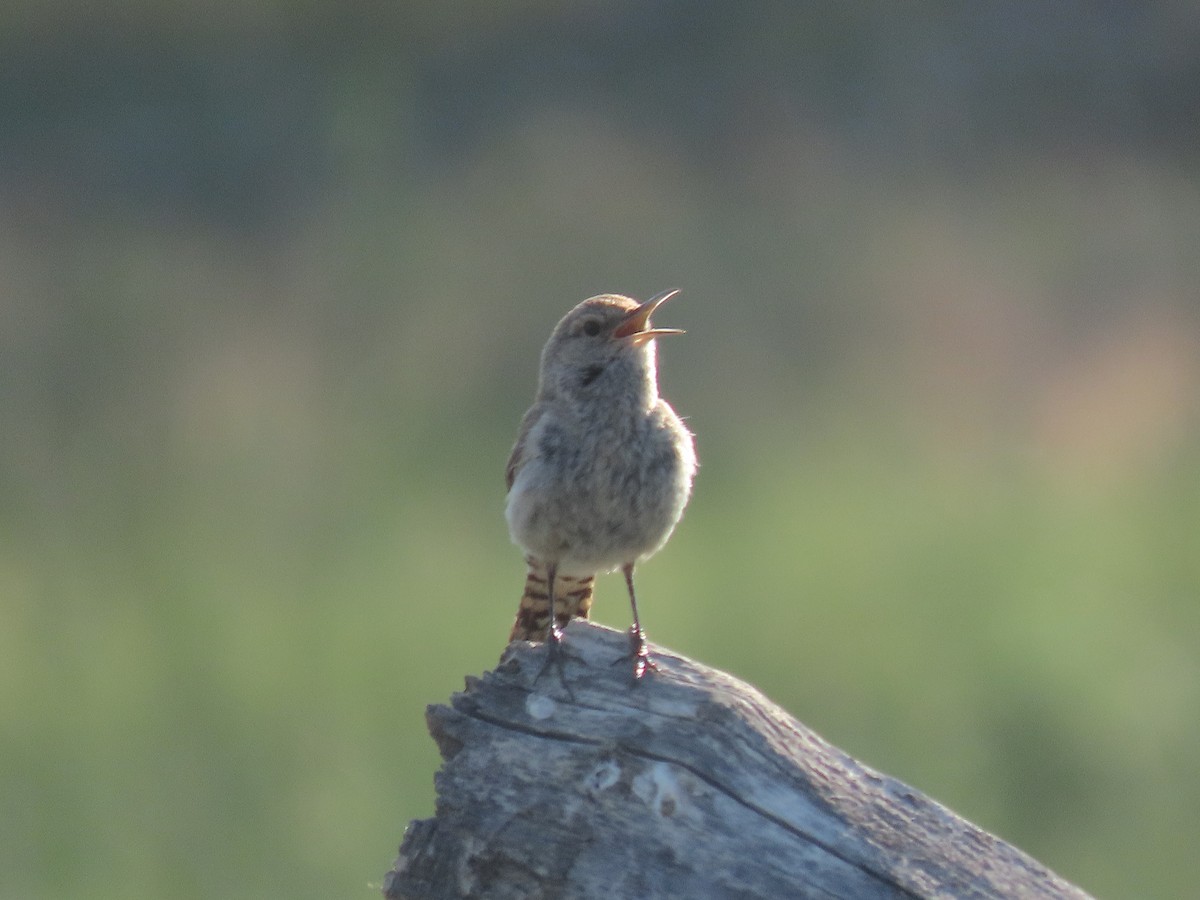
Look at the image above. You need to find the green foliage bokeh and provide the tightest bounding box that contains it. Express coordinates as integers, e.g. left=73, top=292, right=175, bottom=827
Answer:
left=2, top=5, right=1199, bottom=899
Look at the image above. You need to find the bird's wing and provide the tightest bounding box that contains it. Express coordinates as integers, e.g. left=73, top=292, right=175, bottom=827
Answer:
left=505, top=404, right=543, bottom=493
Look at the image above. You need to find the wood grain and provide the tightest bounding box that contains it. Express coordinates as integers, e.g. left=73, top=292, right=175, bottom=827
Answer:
left=383, top=621, right=1091, bottom=900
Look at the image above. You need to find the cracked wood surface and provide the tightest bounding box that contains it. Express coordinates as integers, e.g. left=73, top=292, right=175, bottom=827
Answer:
left=383, top=621, right=1091, bottom=900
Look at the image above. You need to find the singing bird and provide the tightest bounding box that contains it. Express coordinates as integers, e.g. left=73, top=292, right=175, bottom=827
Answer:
left=505, top=289, right=696, bottom=679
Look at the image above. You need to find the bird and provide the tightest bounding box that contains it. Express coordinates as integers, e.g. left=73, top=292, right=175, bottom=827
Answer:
left=504, top=289, right=697, bottom=680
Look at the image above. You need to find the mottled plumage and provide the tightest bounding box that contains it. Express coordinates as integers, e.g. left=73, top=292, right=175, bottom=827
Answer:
left=505, top=290, right=697, bottom=678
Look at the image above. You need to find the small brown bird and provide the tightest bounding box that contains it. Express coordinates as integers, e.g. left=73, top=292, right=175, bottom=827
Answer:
left=505, top=289, right=697, bottom=679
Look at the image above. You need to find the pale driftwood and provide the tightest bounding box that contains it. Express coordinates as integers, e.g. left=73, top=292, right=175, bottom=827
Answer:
left=383, top=621, right=1091, bottom=900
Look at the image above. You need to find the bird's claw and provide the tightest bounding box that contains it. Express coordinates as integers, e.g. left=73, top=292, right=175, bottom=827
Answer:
left=533, top=626, right=579, bottom=699
left=610, top=625, right=658, bottom=682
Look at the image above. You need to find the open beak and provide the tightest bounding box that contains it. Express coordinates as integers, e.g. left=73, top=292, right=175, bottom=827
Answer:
left=613, top=288, right=685, bottom=342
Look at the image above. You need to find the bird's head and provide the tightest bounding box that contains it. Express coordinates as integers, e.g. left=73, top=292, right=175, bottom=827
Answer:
left=537, top=290, right=684, bottom=402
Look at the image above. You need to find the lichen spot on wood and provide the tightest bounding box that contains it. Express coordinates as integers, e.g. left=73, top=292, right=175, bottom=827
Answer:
left=525, top=693, right=558, bottom=720
left=583, top=758, right=622, bottom=796
left=632, top=761, right=684, bottom=818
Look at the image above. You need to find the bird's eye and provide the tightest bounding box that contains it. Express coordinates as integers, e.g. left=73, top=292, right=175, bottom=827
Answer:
left=581, top=319, right=601, bottom=337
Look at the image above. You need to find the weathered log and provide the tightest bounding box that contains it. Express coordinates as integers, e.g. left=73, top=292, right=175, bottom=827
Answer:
left=383, top=621, right=1091, bottom=899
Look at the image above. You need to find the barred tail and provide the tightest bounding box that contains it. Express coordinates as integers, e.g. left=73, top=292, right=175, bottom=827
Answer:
left=509, top=556, right=595, bottom=642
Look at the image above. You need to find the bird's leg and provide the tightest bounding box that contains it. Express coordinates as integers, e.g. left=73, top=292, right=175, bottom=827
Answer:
left=621, top=562, right=658, bottom=680
left=544, top=560, right=562, bottom=646
left=533, top=561, right=575, bottom=698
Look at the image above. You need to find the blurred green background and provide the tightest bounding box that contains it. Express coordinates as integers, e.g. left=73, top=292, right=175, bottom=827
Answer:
left=2, top=3, right=1198, bottom=898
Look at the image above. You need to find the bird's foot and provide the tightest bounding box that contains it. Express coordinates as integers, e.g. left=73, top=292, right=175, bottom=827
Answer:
left=533, top=626, right=579, bottom=700
left=611, top=625, right=658, bottom=682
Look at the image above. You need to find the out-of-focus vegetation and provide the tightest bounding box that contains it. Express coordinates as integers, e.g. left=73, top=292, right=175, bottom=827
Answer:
left=2, top=4, right=1198, bottom=898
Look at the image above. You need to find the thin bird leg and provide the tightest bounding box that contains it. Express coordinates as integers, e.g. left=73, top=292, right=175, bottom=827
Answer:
left=534, top=561, right=575, bottom=698
left=545, top=560, right=560, bottom=644
left=622, top=563, right=658, bottom=680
